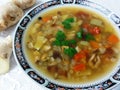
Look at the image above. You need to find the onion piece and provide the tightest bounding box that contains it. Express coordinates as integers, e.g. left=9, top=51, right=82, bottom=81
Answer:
left=90, top=18, right=103, bottom=27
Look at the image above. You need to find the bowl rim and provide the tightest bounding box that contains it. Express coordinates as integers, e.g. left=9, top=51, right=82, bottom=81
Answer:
left=13, top=0, right=120, bottom=89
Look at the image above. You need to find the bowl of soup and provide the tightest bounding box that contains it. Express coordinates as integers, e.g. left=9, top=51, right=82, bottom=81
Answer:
left=13, top=0, right=120, bottom=89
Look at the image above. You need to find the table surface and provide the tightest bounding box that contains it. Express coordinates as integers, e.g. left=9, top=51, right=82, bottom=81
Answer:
left=0, top=0, right=120, bottom=90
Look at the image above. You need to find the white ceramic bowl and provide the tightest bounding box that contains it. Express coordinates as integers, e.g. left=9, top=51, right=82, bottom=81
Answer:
left=13, top=0, right=120, bottom=89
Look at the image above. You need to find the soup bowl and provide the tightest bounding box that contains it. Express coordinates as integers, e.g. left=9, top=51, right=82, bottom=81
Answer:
left=13, top=0, right=120, bottom=89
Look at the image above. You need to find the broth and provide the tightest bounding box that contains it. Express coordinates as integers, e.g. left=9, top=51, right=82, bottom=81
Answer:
left=24, top=6, right=120, bottom=84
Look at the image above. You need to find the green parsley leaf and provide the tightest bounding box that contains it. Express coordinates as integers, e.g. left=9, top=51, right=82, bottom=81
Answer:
left=77, top=32, right=82, bottom=39
left=56, top=30, right=66, bottom=41
left=62, top=18, right=74, bottom=29
left=61, top=39, right=76, bottom=46
left=64, top=47, right=77, bottom=58
left=53, top=39, right=61, bottom=46
left=85, top=33, right=95, bottom=41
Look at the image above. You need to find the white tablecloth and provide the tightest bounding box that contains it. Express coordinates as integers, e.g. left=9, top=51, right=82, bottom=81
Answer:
left=0, top=0, right=120, bottom=90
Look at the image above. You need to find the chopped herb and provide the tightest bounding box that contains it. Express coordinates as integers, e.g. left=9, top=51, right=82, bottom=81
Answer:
left=76, top=28, right=84, bottom=39
left=63, top=18, right=74, bottom=23
left=53, top=39, right=61, bottom=46
left=76, top=28, right=95, bottom=41
left=63, top=23, right=72, bottom=29
left=85, top=33, right=95, bottom=41
left=68, top=39, right=76, bottom=45
left=77, top=32, right=82, bottom=39
left=53, top=31, right=77, bottom=46
left=62, top=18, right=74, bottom=29
left=64, top=47, right=77, bottom=58
left=56, top=30, right=66, bottom=41
left=62, top=40, right=69, bottom=46
left=61, top=39, right=76, bottom=46
left=53, top=30, right=66, bottom=46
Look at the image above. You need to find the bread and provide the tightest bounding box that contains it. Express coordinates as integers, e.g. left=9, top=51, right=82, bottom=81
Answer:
left=0, top=36, right=12, bottom=74
left=0, top=2, right=24, bottom=31
left=12, top=0, right=36, bottom=9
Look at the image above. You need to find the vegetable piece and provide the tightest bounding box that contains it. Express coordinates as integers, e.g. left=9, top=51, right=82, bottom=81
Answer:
left=83, top=23, right=101, bottom=35
left=90, top=19, right=103, bottom=26
left=34, top=51, right=40, bottom=63
left=64, top=47, right=77, bottom=58
left=75, top=12, right=89, bottom=19
left=82, top=23, right=90, bottom=30
left=90, top=41, right=100, bottom=49
left=74, top=51, right=86, bottom=62
left=62, top=18, right=74, bottom=29
left=82, top=49, right=89, bottom=55
left=34, top=36, right=47, bottom=50
left=90, top=27, right=101, bottom=35
left=73, top=63, right=86, bottom=72
left=85, top=33, right=95, bottom=41
left=80, top=41, right=89, bottom=46
left=107, top=34, right=119, bottom=45
left=42, top=16, right=52, bottom=23
left=31, top=23, right=41, bottom=34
